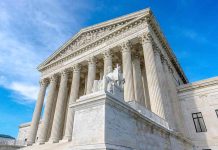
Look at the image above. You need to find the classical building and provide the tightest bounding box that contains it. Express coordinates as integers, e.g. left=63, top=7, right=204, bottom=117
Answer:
left=17, top=8, right=218, bottom=150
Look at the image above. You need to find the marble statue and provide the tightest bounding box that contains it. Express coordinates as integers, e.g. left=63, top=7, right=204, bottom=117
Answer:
left=92, top=64, right=124, bottom=97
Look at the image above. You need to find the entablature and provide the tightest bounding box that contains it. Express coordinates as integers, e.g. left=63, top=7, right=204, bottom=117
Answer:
left=38, top=8, right=188, bottom=84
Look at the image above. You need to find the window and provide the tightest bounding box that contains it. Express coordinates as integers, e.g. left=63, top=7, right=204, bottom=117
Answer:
left=215, top=109, right=218, bottom=118
left=192, top=112, right=207, bottom=132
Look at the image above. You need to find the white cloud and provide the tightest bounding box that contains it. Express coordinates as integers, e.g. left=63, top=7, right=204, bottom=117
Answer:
left=0, top=0, right=91, bottom=103
left=0, top=76, right=38, bottom=103
left=10, top=82, right=39, bottom=102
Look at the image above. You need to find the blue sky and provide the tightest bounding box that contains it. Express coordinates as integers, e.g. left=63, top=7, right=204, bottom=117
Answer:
left=0, top=0, right=217, bottom=137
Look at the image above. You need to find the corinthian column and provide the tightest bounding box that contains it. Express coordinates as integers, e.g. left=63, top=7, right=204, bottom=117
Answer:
left=139, top=33, right=165, bottom=119
left=103, top=50, right=112, bottom=75
left=27, top=79, right=48, bottom=145
left=38, top=75, right=58, bottom=144
left=121, top=41, right=135, bottom=102
left=63, top=64, right=81, bottom=141
left=132, top=51, right=145, bottom=106
left=86, top=57, right=96, bottom=94
left=50, top=70, right=69, bottom=143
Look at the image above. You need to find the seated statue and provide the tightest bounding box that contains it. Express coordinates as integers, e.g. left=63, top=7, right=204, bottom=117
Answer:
left=92, top=64, right=124, bottom=99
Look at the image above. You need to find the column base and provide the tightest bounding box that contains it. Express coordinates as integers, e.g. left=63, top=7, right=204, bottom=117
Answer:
left=48, top=138, right=59, bottom=143
left=37, top=140, right=45, bottom=145
left=60, top=136, right=72, bottom=143
left=26, top=141, right=34, bottom=146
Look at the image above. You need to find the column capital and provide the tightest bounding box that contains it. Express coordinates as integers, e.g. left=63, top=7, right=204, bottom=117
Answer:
left=60, top=69, right=70, bottom=77
left=153, top=45, right=161, bottom=56
left=103, top=49, right=112, bottom=59
left=87, top=56, right=97, bottom=65
left=120, top=41, right=132, bottom=53
left=161, top=57, right=174, bottom=74
left=138, top=32, right=153, bottom=44
left=73, top=64, right=81, bottom=72
left=39, top=78, right=49, bottom=87
left=49, top=74, right=58, bottom=83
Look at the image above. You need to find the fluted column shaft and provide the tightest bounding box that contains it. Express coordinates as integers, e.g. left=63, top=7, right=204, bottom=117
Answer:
left=141, top=68, right=151, bottom=110
left=104, top=50, right=113, bottom=75
left=84, top=74, right=87, bottom=95
left=132, top=53, right=145, bottom=106
left=38, top=75, right=58, bottom=144
left=63, top=64, right=81, bottom=141
left=154, top=50, right=171, bottom=120
left=86, top=57, right=96, bottom=94
left=140, top=33, right=165, bottom=119
left=121, top=42, right=135, bottom=101
left=50, top=70, right=69, bottom=143
left=27, top=79, right=48, bottom=145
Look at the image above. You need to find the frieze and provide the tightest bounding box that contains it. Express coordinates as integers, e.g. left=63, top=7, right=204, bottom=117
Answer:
left=41, top=15, right=148, bottom=75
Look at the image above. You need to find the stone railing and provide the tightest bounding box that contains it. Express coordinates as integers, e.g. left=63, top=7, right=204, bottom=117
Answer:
left=128, top=101, right=170, bottom=130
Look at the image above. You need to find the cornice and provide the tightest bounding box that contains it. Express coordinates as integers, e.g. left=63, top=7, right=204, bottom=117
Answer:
left=80, top=8, right=150, bottom=32
left=37, top=8, right=151, bottom=70
left=178, top=76, right=218, bottom=93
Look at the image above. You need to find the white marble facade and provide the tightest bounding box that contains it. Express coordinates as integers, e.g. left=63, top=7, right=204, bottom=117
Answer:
left=178, top=77, right=218, bottom=150
left=17, top=8, right=218, bottom=150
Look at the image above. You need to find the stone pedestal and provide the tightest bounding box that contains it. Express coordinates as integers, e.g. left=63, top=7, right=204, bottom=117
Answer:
left=68, top=91, right=192, bottom=150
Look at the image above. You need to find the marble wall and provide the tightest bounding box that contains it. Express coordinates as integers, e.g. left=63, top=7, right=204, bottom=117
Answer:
left=178, top=77, right=218, bottom=150
left=17, top=121, right=42, bottom=145
left=69, top=91, right=192, bottom=150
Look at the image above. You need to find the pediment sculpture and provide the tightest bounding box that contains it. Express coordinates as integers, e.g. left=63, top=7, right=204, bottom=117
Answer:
left=45, top=20, right=134, bottom=66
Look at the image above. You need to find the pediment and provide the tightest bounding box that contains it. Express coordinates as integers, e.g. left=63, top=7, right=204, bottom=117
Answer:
left=38, top=9, right=150, bottom=70
left=48, top=18, right=133, bottom=63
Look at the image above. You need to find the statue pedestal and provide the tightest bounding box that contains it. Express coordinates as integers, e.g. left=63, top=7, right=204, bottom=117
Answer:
left=68, top=91, right=193, bottom=150
left=69, top=91, right=135, bottom=150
